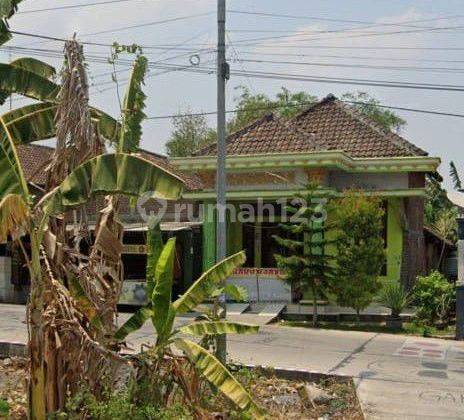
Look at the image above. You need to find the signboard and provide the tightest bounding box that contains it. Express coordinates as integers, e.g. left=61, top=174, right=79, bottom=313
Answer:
left=122, top=244, right=147, bottom=254
left=233, top=267, right=283, bottom=278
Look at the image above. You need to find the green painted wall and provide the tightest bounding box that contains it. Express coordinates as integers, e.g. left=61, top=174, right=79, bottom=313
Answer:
left=382, top=197, right=404, bottom=282
left=227, top=211, right=243, bottom=255
left=202, top=202, right=216, bottom=271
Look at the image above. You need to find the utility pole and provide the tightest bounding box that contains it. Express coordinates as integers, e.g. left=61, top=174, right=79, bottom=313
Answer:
left=216, top=0, right=229, bottom=363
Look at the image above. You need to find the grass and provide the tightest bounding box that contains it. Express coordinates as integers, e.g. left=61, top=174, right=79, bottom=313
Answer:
left=280, top=320, right=456, bottom=338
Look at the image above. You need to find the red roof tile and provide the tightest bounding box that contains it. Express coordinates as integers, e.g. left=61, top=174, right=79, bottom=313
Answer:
left=194, top=113, right=323, bottom=156
left=15, top=144, right=203, bottom=191
left=194, top=95, right=427, bottom=159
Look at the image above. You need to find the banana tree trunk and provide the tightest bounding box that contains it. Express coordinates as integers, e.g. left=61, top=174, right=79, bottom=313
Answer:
left=28, top=232, right=47, bottom=419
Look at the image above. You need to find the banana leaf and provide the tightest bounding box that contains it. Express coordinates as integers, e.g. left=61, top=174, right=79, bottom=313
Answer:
left=146, top=223, right=163, bottom=297
left=179, top=321, right=258, bottom=336
left=0, top=193, right=28, bottom=241
left=173, top=251, right=246, bottom=314
left=0, top=63, right=59, bottom=102
left=0, top=0, right=24, bottom=19
left=0, top=0, right=24, bottom=45
left=175, top=338, right=265, bottom=419
left=10, top=57, right=56, bottom=79
left=114, top=306, right=153, bottom=340
left=0, top=102, right=119, bottom=200
left=68, top=274, right=102, bottom=328
left=119, top=55, right=148, bottom=153
left=43, top=153, right=184, bottom=215
left=151, top=238, right=175, bottom=338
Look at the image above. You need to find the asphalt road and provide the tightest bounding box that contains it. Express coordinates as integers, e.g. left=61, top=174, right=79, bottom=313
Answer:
left=1, top=304, right=463, bottom=419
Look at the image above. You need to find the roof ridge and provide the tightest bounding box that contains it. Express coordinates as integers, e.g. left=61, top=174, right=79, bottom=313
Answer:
left=138, top=148, right=167, bottom=160
left=333, top=99, right=427, bottom=156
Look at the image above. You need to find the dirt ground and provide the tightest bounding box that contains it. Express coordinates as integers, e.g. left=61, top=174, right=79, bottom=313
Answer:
left=0, top=358, right=363, bottom=419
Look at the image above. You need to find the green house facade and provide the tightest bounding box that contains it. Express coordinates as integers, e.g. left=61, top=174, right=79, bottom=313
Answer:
left=172, top=95, right=440, bottom=302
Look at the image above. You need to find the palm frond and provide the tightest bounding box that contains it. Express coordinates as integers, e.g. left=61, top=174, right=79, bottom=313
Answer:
left=450, top=161, right=462, bottom=191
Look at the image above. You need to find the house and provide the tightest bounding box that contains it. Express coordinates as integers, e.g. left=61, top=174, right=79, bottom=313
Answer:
left=0, top=94, right=444, bottom=304
left=171, top=94, right=441, bottom=301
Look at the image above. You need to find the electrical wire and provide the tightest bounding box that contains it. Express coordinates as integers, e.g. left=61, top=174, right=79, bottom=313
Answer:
left=238, top=58, right=464, bottom=74
left=142, top=100, right=464, bottom=120
left=16, top=0, right=142, bottom=14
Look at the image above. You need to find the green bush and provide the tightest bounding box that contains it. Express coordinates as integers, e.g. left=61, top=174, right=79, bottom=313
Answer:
left=413, top=271, right=455, bottom=325
left=379, top=281, right=411, bottom=318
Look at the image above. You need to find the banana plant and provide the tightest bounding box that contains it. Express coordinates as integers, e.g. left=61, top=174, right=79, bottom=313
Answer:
left=0, top=151, right=186, bottom=418
left=115, top=227, right=265, bottom=418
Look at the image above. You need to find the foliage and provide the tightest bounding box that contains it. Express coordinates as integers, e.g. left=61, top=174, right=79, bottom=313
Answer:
left=431, top=207, right=458, bottom=268
left=64, top=387, right=193, bottom=420
left=273, top=184, right=336, bottom=326
left=424, top=174, right=455, bottom=226
left=166, top=87, right=407, bottom=157
left=0, top=399, right=8, bottom=417
left=341, top=91, right=406, bottom=133
left=119, top=54, right=148, bottom=153
left=378, top=281, right=411, bottom=318
left=413, top=271, right=455, bottom=325
left=449, top=161, right=462, bottom=190
left=115, top=226, right=264, bottom=418
left=332, top=191, right=385, bottom=318
left=228, top=86, right=317, bottom=133
left=165, top=110, right=216, bottom=157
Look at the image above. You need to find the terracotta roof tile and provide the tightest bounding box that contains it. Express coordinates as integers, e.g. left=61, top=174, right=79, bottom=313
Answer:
left=293, top=95, right=427, bottom=158
left=194, top=95, right=427, bottom=159
left=15, top=145, right=203, bottom=191
left=16, top=144, right=53, bottom=185
left=194, top=113, right=322, bottom=156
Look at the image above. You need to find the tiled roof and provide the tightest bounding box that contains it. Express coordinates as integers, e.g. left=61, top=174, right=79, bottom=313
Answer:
left=194, top=113, right=322, bottom=156
left=293, top=95, right=427, bottom=158
left=138, top=149, right=203, bottom=191
left=15, top=145, right=203, bottom=191
left=194, top=95, right=427, bottom=159
left=16, top=144, right=54, bottom=185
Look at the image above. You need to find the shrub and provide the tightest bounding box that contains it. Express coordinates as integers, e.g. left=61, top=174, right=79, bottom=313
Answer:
left=379, top=281, right=411, bottom=318
left=413, top=271, right=455, bottom=325
left=332, top=192, right=385, bottom=320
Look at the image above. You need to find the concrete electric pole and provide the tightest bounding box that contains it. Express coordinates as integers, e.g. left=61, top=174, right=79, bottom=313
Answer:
left=447, top=191, right=464, bottom=340
left=216, top=0, right=229, bottom=362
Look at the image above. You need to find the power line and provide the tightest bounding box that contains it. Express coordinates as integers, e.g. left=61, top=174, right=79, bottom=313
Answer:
left=229, top=24, right=464, bottom=45
left=238, top=58, right=464, bottom=74
left=228, top=9, right=464, bottom=28
left=144, top=100, right=464, bottom=120
left=16, top=0, right=141, bottom=14
left=236, top=50, right=464, bottom=64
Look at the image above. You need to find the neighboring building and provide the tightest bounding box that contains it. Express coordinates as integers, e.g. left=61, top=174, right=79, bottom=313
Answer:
left=0, top=95, right=444, bottom=304
left=171, top=95, right=441, bottom=301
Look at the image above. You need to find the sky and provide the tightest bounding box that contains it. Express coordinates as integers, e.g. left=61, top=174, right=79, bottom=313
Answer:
left=3, top=0, right=464, bottom=188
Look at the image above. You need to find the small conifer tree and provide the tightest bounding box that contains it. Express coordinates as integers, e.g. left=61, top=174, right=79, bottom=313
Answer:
left=273, top=184, right=336, bottom=326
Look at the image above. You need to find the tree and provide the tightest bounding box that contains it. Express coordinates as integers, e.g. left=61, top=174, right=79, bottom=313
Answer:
left=165, top=87, right=407, bottom=156
left=228, top=86, right=317, bottom=133
left=166, top=111, right=216, bottom=157
left=332, top=191, right=385, bottom=321
left=424, top=172, right=454, bottom=226
left=341, top=91, right=406, bottom=133
left=432, top=208, right=457, bottom=269
left=273, top=184, right=336, bottom=326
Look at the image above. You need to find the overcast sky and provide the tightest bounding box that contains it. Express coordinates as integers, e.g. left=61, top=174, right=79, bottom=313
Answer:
left=3, top=0, right=464, bottom=187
